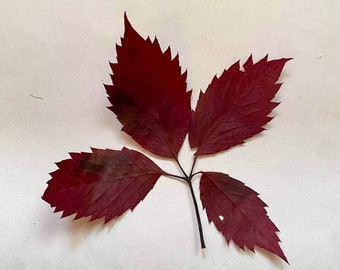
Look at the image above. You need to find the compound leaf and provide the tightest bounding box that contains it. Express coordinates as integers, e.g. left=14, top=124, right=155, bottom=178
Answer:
left=42, top=14, right=290, bottom=264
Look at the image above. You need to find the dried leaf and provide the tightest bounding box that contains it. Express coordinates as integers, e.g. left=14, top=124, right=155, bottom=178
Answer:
left=43, top=14, right=290, bottom=263
left=200, top=171, right=288, bottom=262
left=105, top=14, right=191, bottom=158
left=189, top=56, right=291, bottom=156
left=42, top=147, right=164, bottom=223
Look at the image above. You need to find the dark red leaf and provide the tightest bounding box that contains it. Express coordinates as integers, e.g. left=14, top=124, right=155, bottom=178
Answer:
left=105, top=14, right=191, bottom=159
left=42, top=13, right=289, bottom=262
left=189, top=56, right=291, bottom=156
left=200, top=172, right=288, bottom=263
left=42, top=147, right=164, bottom=223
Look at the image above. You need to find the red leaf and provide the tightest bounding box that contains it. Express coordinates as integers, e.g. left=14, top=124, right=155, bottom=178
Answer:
left=189, top=56, right=291, bottom=156
left=42, top=147, right=164, bottom=223
left=200, top=172, right=288, bottom=263
left=105, top=14, right=191, bottom=159
left=42, top=14, right=289, bottom=262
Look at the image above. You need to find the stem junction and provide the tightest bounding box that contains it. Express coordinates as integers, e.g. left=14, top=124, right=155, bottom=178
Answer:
left=165, top=156, right=205, bottom=249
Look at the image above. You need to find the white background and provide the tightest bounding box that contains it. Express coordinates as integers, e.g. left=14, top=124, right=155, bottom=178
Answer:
left=1, top=1, right=339, bottom=269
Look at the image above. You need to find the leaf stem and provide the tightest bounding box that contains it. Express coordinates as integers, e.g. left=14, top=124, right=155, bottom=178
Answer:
left=189, top=156, right=198, bottom=177
left=186, top=177, right=206, bottom=249
left=165, top=156, right=206, bottom=249
left=163, top=172, right=186, bottom=181
left=191, top=171, right=203, bottom=177
left=175, top=157, right=188, bottom=178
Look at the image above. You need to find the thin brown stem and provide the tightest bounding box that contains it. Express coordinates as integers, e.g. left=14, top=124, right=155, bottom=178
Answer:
left=163, top=172, right=186, bottom=181
left=186, top=178, right=206, bottom=249
left=164, top=156, right=206, bottom=249
left=175, top=157, right=188, bottom=178
left=189, top=156, right=198, bottom=177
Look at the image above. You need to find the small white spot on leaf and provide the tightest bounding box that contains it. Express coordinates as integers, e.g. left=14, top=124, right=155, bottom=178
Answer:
left=219, top=215, right=224, bottom=221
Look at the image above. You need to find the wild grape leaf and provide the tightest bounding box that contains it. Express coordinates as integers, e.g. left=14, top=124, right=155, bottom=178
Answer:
left=189, top=56, right=291, bottom=156
left=42, top=147, right=164, bottom=223
left=200, top=171, right=288, bottom=263
left=105, top=14, right=191, bottom=159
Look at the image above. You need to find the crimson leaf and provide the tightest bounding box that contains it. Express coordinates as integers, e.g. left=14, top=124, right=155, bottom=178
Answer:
left=189, top=55, right=291, bottom=156
left=43, top=14, right=290, bottom=264
left=42, top=147, right=164, bottom=223
left=200, top=172, right=288, bottom=263
left=105, top=14, right=191, bottom=159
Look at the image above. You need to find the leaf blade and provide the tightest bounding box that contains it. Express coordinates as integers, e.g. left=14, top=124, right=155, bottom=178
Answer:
left=189, top=56, right=291, bottom=156
left=42, top=147, right=164, bottom=223
left=200, top=171, right=288, bottom=263
left=105, top=14, right=191, bottom=158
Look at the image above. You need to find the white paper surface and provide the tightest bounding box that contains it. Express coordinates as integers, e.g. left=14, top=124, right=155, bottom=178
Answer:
left=1, top=1, right=339, bottom=269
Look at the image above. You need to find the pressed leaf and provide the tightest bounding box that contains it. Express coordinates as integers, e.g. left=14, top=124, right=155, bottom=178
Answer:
left=105, top=14, right=191, bottom=159
left=200, top=171, right=288, bottom=262
left=43, top=14, right=289, bottom=263
left=42, top=147, right=164, bottom=223
left=189, top=55, right=291, bottom=156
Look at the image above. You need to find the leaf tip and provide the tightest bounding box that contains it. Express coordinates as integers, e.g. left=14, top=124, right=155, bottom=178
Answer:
left=123, top=11, right=129, bottom=25
left=123, top=12, right=138, bottom=38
